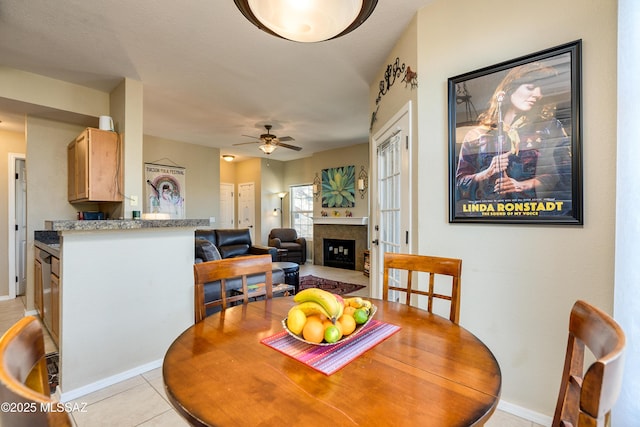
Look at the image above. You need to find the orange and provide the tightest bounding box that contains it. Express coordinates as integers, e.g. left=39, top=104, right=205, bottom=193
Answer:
left=302, top=316, right=325, bottom=343
left=343, top=306, right=357, bottom=316
left=338, top=314, right=356, bottom=336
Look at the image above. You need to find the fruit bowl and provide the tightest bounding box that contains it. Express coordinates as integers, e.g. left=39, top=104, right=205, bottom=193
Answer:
left=282, top=305, right=377, bottom=346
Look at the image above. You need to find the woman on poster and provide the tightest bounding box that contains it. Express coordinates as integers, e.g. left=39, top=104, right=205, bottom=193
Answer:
left=455, top=62, right=572, bottom=204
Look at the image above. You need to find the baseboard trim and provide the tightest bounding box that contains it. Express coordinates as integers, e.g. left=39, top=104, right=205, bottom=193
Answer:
left=498, top=399, right=553, bottom=426
left=59, top=359, right=163, bottom=402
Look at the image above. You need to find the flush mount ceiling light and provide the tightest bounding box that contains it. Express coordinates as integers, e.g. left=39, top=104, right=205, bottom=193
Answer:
left=222, top=154, right=235, bottom=162
left=259, top=143, right=277, bottom=155
left=234, top=0, right=378, bottom=43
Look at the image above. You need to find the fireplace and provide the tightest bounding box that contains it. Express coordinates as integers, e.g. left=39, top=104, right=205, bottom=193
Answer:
left=323, top=239, right=355, bottom=270
left=313, top=217, right=368, bottom=271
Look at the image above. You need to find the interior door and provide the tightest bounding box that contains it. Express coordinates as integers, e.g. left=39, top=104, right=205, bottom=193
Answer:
left=238, top=182, right=255, bottom=241
left=370, top=102, right=412, bottom=299
left=219, top=183, right=235, bottom=228
left=15, top=158, right=27, bottom=296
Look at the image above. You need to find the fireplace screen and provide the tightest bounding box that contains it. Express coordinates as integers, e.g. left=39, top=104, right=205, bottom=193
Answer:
left=323, top=239, right=356, bottom=270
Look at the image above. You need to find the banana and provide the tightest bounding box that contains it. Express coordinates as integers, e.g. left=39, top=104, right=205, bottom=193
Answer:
left=333, top=294, right=344, bottom=321
left=294, top=301, right=333, bottom=319
left=349, top=297, right=364, bottom=308
left=294, top=288, right=341, bottom=321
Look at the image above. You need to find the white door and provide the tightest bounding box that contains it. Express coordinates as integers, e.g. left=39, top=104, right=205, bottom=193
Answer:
left=8, top=154, right=26, bottom=298
left=238, top=182, right=255, bottom=240
left=219, top=183, right=235, bottom=228
left=370, top=102, right=412, bottom=299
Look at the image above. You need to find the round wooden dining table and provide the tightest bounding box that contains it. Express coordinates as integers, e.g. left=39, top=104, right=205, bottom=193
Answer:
left=163, top=297, right=501, bottom=426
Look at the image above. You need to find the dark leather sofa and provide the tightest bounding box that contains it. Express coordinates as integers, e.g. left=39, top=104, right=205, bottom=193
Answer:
left=195, top=228, right=277, bottom=262
left=194, top=228, right=284, bottom=316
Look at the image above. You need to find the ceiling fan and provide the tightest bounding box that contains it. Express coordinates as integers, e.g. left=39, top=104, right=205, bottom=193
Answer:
left=233, top=124, right=302, bottom=154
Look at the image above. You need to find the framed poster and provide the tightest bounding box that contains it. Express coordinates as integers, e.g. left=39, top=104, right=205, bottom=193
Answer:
left=321, top=165, right=356, bottom=208
left=448, top=40, right=583, bottom=224
left=145, top=163, right=186, bottom=219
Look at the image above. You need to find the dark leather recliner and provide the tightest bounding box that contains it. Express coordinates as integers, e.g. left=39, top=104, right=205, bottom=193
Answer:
left=268, top=228, right=306, bottom=264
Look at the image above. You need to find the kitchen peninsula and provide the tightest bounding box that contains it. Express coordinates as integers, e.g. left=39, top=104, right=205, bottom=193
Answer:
left=37, top=219, right=209, bottom=401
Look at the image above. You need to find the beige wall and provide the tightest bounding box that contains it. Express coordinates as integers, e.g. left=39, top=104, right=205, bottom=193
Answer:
left=285, top=143, right=370, bottom=218
left=374, top=0, right=617, bottom=420
left=370, top=17, right=419, bottom=252
left=0, top=129, right=26, bottom=296
left=260, top=159, right=285, bottom=244
left=216, top=144, right=369, bottom=247
left=25, top=118, right=88, bottom=310
left=143, top=135, right=220, bottom=220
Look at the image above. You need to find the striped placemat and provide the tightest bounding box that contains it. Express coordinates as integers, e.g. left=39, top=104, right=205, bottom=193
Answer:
left=261, top=320, right=401, bottom=375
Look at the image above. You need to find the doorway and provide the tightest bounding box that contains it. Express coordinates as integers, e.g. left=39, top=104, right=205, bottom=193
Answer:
left=8, top=154, right=26, bottom=298
left=238, top=182, right=255, bottom=241
left=369, top=102, right=412, bottom=299
left=219, top=183, right=235, bottom=228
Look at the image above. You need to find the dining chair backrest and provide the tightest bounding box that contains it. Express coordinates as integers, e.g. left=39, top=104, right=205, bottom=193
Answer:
left=552, top=300, right=626, bottom=427
left=194, top=254, right=273, bottom=323
left=382, top=252, right=462, bottom=324
left=0, top=316, right=72, bottom=427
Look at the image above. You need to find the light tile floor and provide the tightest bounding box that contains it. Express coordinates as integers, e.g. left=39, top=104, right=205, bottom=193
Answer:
left=0, top=265, right=544, bottom=426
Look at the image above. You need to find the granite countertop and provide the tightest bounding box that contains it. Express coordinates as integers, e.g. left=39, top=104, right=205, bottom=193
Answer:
left=45, top=219, right=209, bottom=231
left=34, top=239, right=60, bottom=258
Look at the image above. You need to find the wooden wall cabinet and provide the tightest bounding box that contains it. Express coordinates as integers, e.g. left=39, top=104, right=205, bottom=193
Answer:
left=68, top=127, right=123, bottom=202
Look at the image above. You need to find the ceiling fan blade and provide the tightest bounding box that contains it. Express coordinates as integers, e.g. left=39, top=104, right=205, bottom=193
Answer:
left=279, top=136, right=295, bottom=142
left=241, top=134, right=260, bottom=140
left=277, top=142, right=302, bottom=151
left=233, top=141, right=260, bottom=146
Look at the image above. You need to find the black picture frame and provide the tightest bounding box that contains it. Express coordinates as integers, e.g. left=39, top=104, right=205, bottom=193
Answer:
left=448, top=40, right=583, bottom=225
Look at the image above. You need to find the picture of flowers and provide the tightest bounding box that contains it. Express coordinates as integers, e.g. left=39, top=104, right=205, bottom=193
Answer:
left=322, top=165, right=356, bottom=208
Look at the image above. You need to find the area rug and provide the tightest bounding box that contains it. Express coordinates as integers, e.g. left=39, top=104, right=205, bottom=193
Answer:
left=46, top=351, right=58, bottom=394
left=298, top=275, right=365, bottom=295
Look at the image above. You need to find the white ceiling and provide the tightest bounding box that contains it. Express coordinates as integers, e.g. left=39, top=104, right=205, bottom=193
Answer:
left=0, top=0, right=431, bottom=161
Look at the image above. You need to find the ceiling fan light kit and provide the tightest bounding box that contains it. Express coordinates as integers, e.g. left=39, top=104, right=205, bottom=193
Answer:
left=234, top=124, right=302, bottom=155
left=259, top=143, right=277, bottom=155
left=234, top=0, right=378, bottom=43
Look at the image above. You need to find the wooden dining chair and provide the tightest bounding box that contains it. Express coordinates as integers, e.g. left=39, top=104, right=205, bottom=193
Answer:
left=0, top=316, right=72, bottom=427
left=194, top=254, right=273, bottom=323
left=552, top=300, right=626, bottom=427
left=382, top=252, right=462, bottom=324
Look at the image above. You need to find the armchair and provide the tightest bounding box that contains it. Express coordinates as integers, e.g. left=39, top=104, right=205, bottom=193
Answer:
left=268, top=228, right=306, bottom=264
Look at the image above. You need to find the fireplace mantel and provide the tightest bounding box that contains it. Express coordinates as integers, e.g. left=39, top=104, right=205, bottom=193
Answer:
left=313, top=217, right=368, bottom=225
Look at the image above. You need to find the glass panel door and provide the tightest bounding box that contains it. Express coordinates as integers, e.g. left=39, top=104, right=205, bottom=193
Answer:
left=370, top=102, right=412, bottom=299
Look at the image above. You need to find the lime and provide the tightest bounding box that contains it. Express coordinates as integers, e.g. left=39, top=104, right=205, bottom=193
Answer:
left=324, top=325, right=341, bottom=343
left=353, top=308, right=368, bottom=325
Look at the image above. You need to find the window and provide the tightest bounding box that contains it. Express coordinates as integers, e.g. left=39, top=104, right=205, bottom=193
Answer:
left=290, top=185, right=313, bottom=239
